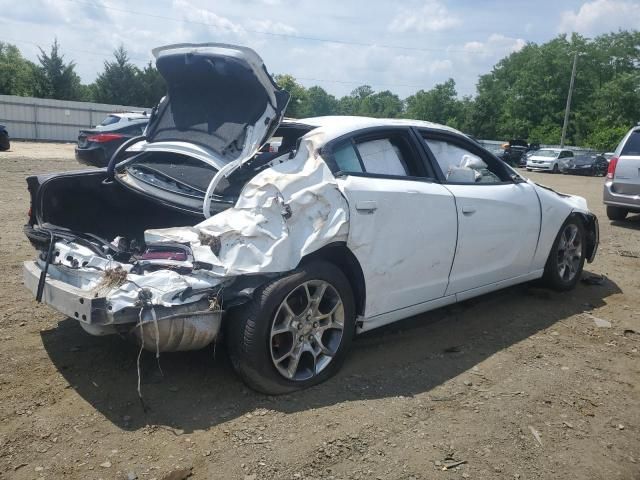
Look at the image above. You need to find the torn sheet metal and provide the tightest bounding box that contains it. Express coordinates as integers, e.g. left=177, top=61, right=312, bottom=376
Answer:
left=145, top=134, right=350, bottom=276
left=133, top=305, right=222, bottom=352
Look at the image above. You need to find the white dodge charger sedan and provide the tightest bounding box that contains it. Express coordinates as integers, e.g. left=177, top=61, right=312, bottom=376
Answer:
left=23, top=44, right=599, bottom=394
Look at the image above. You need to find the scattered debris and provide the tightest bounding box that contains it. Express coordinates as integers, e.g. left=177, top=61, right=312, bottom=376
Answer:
left=12, top=463, right=28, bottom=471
left=562, top=421, right=574, bottom=429
left=198, top=231, right=221, bottom=256
left=528, top=425, right=543, bottom=446
left=441, top=459, right=467, bottom=470
left=618, top=250, right=639, bottom=259
left=623, top=329, right=639, bottom=337
left=584, top=313, right=611, bottom=328
left=581, top=274, right=605, bottom=285
left=99, top=460, right=112, bottom=468
left=617, top=424, right=625, bottom=431
left=463, top=380, right=473, bottom=387
left=99, top=266, right=128, bottom=289
left=159, top=466, right=193, bottom=480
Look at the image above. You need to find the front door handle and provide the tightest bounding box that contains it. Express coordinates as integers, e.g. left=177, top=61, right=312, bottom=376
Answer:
left=461, top=206, right=476, bottom=214
left=356, top=200, right=378, bottom=214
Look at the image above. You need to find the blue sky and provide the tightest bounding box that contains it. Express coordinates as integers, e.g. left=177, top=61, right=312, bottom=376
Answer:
left=1, top=0, right=638, bottom=98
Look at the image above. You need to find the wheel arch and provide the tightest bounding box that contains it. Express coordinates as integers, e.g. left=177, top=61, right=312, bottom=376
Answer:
left=572, top=210, right=599, bottom=263
left=298, top=242, right=366, bottom=318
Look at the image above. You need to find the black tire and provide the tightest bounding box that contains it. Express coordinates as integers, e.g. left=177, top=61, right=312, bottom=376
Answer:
left=606, top=206, right=628, bottom=221
left=541, top=215, right=586, bottom=291
left=552, top=163, right=559, bottom=173
left=0, top=135, right=9, bottom=151
left=226, top=260, right=356, bottom=394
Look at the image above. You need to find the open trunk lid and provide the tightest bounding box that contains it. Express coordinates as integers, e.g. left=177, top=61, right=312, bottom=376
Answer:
left=144, top=43, right=290, bottom=167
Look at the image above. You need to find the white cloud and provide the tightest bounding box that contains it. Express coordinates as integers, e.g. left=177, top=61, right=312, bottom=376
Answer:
left=388, top=0, right=461, bottom=33
left=461, top=34, right=526, bottom=60
left=558, top=0, right=640, bottom=35
left=173, top=0, right=244, bottom=36
left=245, top=19, right=297, bottom=35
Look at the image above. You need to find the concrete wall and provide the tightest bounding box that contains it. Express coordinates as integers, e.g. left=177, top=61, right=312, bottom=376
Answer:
left=0, top=94, right=151, bottom=142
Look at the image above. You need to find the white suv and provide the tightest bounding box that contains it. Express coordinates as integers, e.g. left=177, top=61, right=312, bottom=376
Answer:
left=603, top=125, right=640, bottom=220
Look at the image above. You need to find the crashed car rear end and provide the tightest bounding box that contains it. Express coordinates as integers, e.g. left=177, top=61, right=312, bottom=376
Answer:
left=24, top=43, right=296, bottom=352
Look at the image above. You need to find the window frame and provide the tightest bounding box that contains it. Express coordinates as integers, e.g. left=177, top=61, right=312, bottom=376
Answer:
left=321, top=126, right=438, bottom=182
left=415, top=127, right=517, bottom=186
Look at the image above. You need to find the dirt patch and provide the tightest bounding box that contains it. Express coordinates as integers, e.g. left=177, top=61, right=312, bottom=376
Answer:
left=0, top=142, right=638, bottom=479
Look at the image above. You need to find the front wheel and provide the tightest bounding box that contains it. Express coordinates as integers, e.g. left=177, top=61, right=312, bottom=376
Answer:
left=552, top=163, right=559, bottom=173
left=541, top=216, right=586, bottom=291
left=226, top=260, right=356, bottom=394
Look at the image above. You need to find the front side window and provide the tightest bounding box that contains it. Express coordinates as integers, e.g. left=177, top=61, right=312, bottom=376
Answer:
left=423, top=136, right=503, bottom=184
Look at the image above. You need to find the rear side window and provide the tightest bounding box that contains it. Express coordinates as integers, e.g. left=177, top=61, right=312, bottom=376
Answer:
left=621, top=131, right=640, bottom=156
left=357, top=139, right=408, bottom=176
left=99, top=115, right=120, bottom=126
left=333, top=143, right=363, bottom=173
left=330, top=131, right=425, bottom=178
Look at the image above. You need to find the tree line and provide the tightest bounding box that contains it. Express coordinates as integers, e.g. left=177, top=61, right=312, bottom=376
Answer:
left=1, top=31, right=638, bottom=151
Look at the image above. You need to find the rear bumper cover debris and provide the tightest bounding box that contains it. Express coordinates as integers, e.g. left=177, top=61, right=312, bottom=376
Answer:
left=23, top=260, right=222, bottom=351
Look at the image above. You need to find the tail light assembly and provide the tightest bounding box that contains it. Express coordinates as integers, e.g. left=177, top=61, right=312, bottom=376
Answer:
left=606, top=156, right=618, bottom=179
left=87, top=133, right=124, bottom=143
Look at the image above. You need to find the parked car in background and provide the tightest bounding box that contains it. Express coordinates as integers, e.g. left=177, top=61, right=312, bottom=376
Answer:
left=23, top=43, right=598, bottom=394
left=526, top=148, right=574, bottom=173
left=603, top=125, right=640, bottom=220
left=0, top=124, right=9, bottom=151
left=499, top=139, right=528, bottom=167
left=560, top=153, right=608, bottom=176
left=75, top=112, right=149, bottom=167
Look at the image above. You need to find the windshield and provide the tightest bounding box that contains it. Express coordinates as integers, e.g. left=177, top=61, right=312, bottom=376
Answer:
left=533, top=149, right=559, bottom=158
left=620, top=131, right=640, bottom=156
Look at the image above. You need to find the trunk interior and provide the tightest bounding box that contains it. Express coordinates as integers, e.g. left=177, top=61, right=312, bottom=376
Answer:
left=33, top=169, right=202, bottom=245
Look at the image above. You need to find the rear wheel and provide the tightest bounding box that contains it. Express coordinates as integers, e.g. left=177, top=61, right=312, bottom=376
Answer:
left=226, top=260, right=356, bottom=394
left=606, top=206, right=628, bottom=221
left=542, top=216, right=586, bottom=291
left=552, top=163, right=559, bottom=173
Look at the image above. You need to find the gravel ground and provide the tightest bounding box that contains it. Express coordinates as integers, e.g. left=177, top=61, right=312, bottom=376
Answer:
left=0, top=141, right=639, bottom=480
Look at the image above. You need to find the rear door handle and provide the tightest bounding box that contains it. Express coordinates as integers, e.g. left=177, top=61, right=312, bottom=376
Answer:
left=356, top=200, right=377, bottom=214
left=461, top=206, right=476, bottom=214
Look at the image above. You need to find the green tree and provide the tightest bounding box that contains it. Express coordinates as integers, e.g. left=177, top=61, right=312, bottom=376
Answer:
left=137, top=61, right=166, bottom=107
left=274, top=74, right=308, bottom=118
left=405, top=79, right=460, bottom=125
left=93, top=46, right=143, bottom=106
left=305, top=86, right=338, bottom=116
left=0, top=42, right=38, bottom=96
left=34, top=39, right=84, bottom=100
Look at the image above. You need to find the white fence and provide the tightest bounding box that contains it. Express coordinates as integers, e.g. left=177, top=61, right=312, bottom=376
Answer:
left=0, top=94, right=150, bottom=142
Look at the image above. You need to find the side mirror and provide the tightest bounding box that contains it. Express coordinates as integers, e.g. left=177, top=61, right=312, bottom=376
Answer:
left=511, top=173, right=527, bottom=184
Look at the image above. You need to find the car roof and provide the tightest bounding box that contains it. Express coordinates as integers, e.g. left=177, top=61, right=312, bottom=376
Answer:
left=110, top=112, right=148, bottom=120
left=281, top=115, right=462, bottom=144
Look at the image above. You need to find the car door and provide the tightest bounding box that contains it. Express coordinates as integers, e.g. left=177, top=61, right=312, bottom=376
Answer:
left=324, top=128, right=458, bottom=319
left=418, top=129, right=541, bottom=297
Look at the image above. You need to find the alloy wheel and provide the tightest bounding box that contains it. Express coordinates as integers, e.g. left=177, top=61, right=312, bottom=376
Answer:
left=556, top=224, right=582, bottom=282
left=269, top=280, right=345, bottom=381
